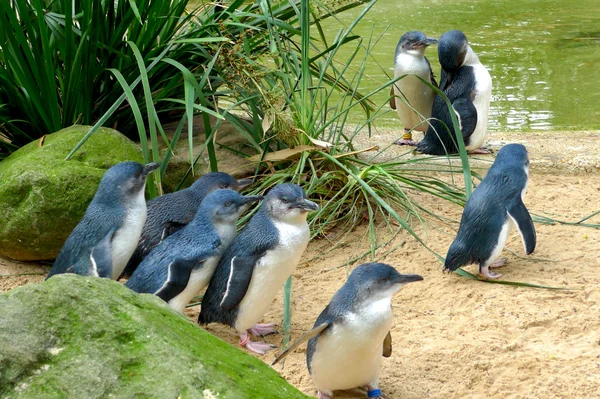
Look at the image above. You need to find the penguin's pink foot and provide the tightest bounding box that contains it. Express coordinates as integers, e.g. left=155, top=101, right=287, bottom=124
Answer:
left=468, top=147, right=493, bottom=155
left=479, top=266, right=502, bottom=279
left=367, top=385, right=385, bottom=398
left=393, top=138, right=417, bottom=146
left=249, top=323, right=278, bottom=336
left=489, top=257, right=508, bottom=269
left=317, top=391, right=332, bottom=399
left=239, top=331, right=276, bottom=355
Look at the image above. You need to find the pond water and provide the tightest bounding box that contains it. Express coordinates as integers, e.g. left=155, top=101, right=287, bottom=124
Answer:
left=324, top=0, right=600, bottom=132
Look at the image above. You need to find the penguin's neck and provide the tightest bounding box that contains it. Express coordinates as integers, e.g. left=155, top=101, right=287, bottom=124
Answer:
left=463, top=45, right=481, bottom=66
left=402, top=48, right=426, bottom=58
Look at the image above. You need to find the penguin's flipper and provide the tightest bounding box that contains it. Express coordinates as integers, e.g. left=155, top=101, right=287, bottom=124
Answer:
left=271, top=322, right=330, bottom=366
left=389, top=86, right=396, bottom=110
left=89, top=229, right=116, bottom=278
left=220, top=255, right=260, bottom=310
left=161, top=221, right=187, bottom=241
left=154, top=257, right=197, bottom=302
left=451, top=97, right=478, bottom=141
left=425, top=56, right=438, bottom=88
left=382, top=331, right=392, bottom=358
left=508, top=199, right=536, bottom=255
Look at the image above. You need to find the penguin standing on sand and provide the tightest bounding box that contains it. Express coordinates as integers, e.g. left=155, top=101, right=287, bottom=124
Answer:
left=417, top=30, right=493, bottom=155
left=125, top=189, right=262, bottom=312
left=121, top=172, right=253, bottom=277
left=47, top=161, right=159, bottom=280
left=444, top=144, right=536, bottom=279
left=272, top=263, right=423, bottom=399
left=390, top=31, right=438, bottom=146
left=199, top=183, right=319, bottom=354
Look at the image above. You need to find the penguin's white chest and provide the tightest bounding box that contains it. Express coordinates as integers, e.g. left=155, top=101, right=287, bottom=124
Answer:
left=234, top=220, right=309, bottom=332
left=466, top=62, right=492, bottom=150
left=393, top=52, right=435, bottom=130
left=310, top=298, right=394, bottom=393
left=110, top=190, right=147, bottom=279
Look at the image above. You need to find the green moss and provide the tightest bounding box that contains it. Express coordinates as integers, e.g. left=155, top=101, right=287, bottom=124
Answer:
left=0, top=276, right=309, bottom=399
left=0, top=125, right=144, bottom=261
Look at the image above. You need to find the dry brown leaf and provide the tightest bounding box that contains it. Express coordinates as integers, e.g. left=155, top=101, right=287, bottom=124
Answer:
left=249, top=145, right=316, bottom=163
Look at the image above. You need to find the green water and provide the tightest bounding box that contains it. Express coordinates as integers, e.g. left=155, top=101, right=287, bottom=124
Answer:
left=325, top=0, right=600, bottom=131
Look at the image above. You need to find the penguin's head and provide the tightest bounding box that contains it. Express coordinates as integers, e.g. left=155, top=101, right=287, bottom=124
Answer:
left=191, top=172, right=254, bottom=194
left=199, top=189, right=263, bottom=225
left=494, top=143, right=530, bottom=171
left=347, top=263, right=423, bottom=301
left=438, top=30, right=470, bottom=72
left=96, top=161, right=159, bottom=203
left=263, top=183, right=319, bottom=221
left=397, top=31, right=437, bottom=54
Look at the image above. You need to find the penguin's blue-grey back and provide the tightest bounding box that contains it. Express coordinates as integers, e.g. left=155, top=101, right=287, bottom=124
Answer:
left=198, top=206, right=279, bottom=326
left=123, top=172, right=239, bottom=276
left=48, top=162, right=144, bottom=278
left=445, top=144, right=529, bottom=271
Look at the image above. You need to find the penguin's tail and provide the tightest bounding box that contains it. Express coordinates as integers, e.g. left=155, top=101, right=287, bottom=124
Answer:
left=443, top=241, right=471, bottom=273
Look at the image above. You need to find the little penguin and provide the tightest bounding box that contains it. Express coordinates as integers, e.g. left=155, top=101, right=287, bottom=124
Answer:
left=444, top=143, right=536, bottom=279
left=417, top=30, right=493, bottom=155
left=198, top=183, right=319, bottom=355
left=125, top=189, right=262, bottom=312
left=390, top=31, right=438, bottom=146
left=121, top=172, right=253, bottom=278
left=272, top=262, right=423, bottom=399
left=47, top=161, right=159, bottom=280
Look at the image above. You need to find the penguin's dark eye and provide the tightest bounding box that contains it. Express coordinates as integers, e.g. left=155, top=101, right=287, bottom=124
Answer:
left=225, top=201, right=233, bottom=207
left=281, top=198, right=289, bottom=204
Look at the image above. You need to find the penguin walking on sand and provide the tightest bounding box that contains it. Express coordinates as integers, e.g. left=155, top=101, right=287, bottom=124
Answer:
left=444, top=144, right=536, bottom=279
left=390, top=31, right=438, bottom=146
left=47, top=161, right=159, bottom=280
left=121, top=172, right=253, bottom=278
left=198, top=183, right=319, bottom=354
left=272, top=263, right=423, bottom=399
left=417, top=30, right=493, bottom=155
left=125, top=189, right=262, bottom=312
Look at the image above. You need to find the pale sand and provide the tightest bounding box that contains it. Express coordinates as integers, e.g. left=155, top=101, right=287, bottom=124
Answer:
left=2, top=130, right=600, bottom=398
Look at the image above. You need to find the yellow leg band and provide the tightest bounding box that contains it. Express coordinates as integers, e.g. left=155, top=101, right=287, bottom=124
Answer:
left=401, top=131, right=412, bottom=140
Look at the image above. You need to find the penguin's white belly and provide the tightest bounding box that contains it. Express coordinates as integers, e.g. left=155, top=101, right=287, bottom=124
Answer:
left=234, top=220, right=309, bottom=332
left=393, top=54, right=434, bottom=131
left=310, top=299, right=393, bottom=393
left=110, top=190, right=147, bottom=279
left=466, top=63, right=492, bottom=150
left=486, top=216, right=515, bottom=265
left=169, top=256, right=220, bottom=313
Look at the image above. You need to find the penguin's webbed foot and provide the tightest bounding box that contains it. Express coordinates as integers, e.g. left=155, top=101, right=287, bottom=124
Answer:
left=468, top=147, right=493, bottom=155
left=249, top=323, right=278, bottom=336
left=479, top=266, right=502, bottom=280
left=489, top=257, right=508, bottom=269
left=239, top=331, right=276, bottom=355
left=393, top=138, right=417, bottom=146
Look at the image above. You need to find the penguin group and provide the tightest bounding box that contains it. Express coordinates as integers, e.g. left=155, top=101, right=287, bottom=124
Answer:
left=392, top=29, right=493, bottom=155
left=44, top=30, right=538, bottom=399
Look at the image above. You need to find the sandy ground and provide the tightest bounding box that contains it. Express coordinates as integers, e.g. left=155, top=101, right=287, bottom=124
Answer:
left=2, top=130, right=600, bottom=398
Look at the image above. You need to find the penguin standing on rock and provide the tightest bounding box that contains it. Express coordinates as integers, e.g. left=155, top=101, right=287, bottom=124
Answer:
left=417, top=30, right=493, bottom=155
left=47, top=161, right=159, bottom=280
left=125, top=189, right=262, bottom=312
left=444, top=144, right=536, bottom=279
left=272, top=263, right=423, bottom=399
left=390, top=31, right=438, bottom=146
left=199, top=183, right=319, bottom=355
left=121, top=172, right=253, bottom=278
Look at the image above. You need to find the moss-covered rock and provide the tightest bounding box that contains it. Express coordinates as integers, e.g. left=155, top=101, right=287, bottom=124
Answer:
left=0, top=126, right=144, bottom=261
left=0, top=275, right=308, bottom=399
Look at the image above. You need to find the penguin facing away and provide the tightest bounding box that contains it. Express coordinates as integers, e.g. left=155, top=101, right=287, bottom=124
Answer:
left=198, top=183, right=319, bottom=354
left=121, top=172, right=253, bottom=278
left=272, top=263, right=423, bottom=399
left=390, top=31, right=438, bottom=146
left=125, top=189, right=262, bottom=312
left=47, top=161, right=159, bottom=280
left=416, top=30, right=493, bottom=155
left=444, top=143, right=536, bottom=279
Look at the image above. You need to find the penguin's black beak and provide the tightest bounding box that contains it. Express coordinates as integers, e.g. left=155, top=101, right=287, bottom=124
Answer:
left=394, top=274, right=424, bottom=284
left=142, top=162, right=160, bottom=177
left=423, top=37, right=438, bottom=46
left=236, top=178, right=254, bottom=190
left=242, top=195, right=263, bottom=205
left=293, top=198, right=319, bottom=212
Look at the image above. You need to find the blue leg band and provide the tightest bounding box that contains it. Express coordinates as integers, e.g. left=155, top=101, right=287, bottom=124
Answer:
left=367, top=388, right=382, bottom=398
